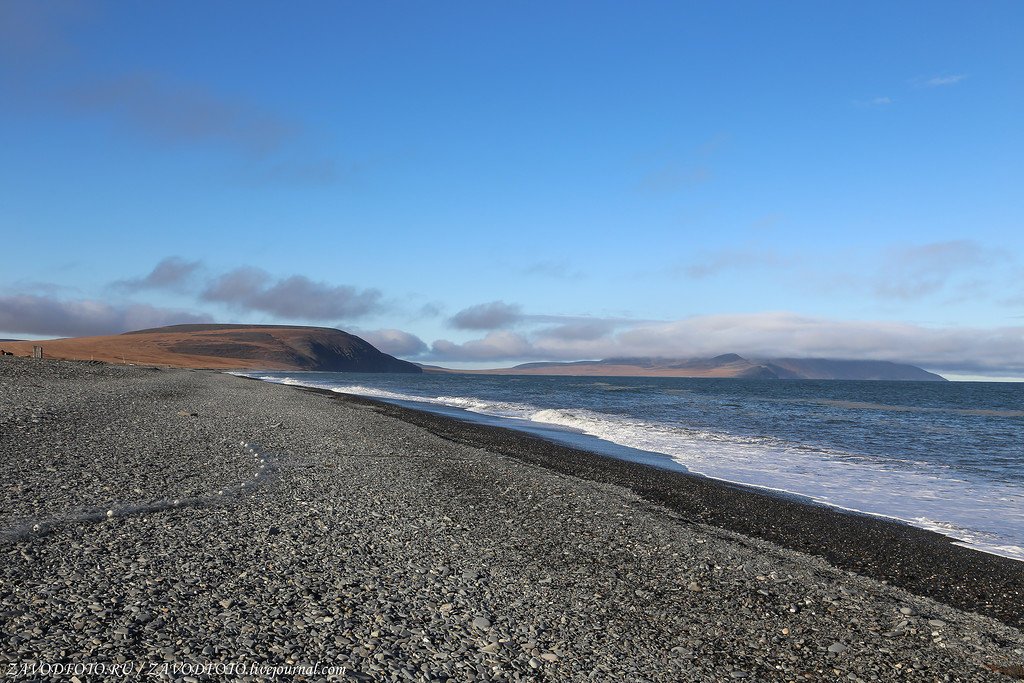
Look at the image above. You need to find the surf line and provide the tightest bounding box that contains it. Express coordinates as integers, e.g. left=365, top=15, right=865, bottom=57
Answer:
left=0, top=441, right=276, bottom=544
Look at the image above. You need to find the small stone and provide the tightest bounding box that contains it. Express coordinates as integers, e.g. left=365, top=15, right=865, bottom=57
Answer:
left=899, top=607, right=916, bottom=616
left=730, top=672, right=748, bottom=679
left=687, top=581, right=702, bottom=592
left=472, top=616, right=491, bottom=630
left=529, top=657, right=543, bottom=669
left=828, top=643, right=849, bottom=654
left=541, top=652, right=558, bottom=662
left=106, top=510, right=114, bottom=518
left=928, top=619, right=946, bottom=628
left=219, top=599, right=234, bottom=609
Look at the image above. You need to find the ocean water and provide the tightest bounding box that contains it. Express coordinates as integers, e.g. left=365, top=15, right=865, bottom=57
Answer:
left=246, top=371, right=1024, bottom=561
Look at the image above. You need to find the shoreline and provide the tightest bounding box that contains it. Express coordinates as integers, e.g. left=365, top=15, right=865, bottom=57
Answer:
left=309, top=386, right=1024, bottom=630
left=244, top=371, right=1024, bottom=566
left=5, top=357, right=1023, bottom=681
left=319, top=382, right=1021, bottom=562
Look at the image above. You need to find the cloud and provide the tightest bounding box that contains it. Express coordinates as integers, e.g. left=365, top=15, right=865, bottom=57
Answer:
left=750, top=214, right=785, bottom=232
left=448, top=301, right=523, bottom=330
left=614, top=313, right=1024, bottom=375
left=0, top=4, right=346, bottom=187
left=873, top=240, right=996, bottom=300
left=534, top=319, right=619, bottom=342
left=423, top=311, right=1024, bottom=376
left=0, top=1, right=86, bottom=67
left=999, top=268, right=1024, bottom=308
left=113, top=256, right=202, bottom=292
left=66, top=73, right=297, bottom=156
left=923, top=74, right=967, bottom=88
left=0, top=294, right=212, bottom=337
left=681, top=247, right=788, bottom=279
left=853, top=96, right=893, bottom=107
left=633, top=136, right=725, bottom=194
left=418, top=302, right=445, bottom=318
left=353, top=328, right=428, bottom=357
left=854, top=96, right=893, bottom=107
left=522, top=260, right=584, bottom=280
left=431, top=331, right=534, bottom=361
left=637, top=164, right=711, bottom=193
left=201, top=267, right=382, bottom=320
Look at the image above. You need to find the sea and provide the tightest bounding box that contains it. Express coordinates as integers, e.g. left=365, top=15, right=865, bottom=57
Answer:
left=245, top=371, right=1024, bottom=562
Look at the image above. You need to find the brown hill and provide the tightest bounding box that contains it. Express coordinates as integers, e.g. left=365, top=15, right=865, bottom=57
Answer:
left=0, top=324, right=421, bottom=373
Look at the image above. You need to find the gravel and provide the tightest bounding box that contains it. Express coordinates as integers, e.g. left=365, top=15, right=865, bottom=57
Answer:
left=1, top=356, right=1023, bottom=681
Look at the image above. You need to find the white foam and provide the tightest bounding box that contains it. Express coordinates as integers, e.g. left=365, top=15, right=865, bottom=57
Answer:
left=525, top=405, right=1024, bottom=561
left=244, top=374, right=1024, bottom=562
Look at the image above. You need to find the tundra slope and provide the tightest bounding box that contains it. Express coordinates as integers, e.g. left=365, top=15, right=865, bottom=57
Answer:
left=1, top=323, right=421, bottom=373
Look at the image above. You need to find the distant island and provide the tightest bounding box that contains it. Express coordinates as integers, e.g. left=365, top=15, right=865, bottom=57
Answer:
left=0, top=324, right=421, bottom=373
left=2, top=326, right=946, bottom=380
left=442, top=353, right=946, bottom=381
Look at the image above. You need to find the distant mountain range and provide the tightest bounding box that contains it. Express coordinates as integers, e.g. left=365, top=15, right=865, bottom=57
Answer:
left=446, top=353, right=946, bottom=381
left=1, top=326, right=947, bottom=380
left=0, top=324, right=421, bottom=373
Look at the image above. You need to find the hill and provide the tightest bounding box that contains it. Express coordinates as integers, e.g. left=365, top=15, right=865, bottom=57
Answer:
left=0, top=324, right=421, bottom=373
left=461, top=354, right=945, bottom=381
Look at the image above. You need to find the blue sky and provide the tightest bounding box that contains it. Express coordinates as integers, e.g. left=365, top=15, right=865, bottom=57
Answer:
left=1, top=1, right=1022, bottom=378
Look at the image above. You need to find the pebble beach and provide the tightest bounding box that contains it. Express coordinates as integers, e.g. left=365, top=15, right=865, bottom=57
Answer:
left=2, top=357, right=1023, bottom=682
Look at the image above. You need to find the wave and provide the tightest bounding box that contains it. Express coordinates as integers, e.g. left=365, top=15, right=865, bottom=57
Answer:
left=799, top=397, right=1024, bottom=418
left=244, top=374, right=1024, bottom=562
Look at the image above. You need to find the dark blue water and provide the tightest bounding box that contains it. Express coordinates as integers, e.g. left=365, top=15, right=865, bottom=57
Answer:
left=247, top=371, right=1024, bottom=560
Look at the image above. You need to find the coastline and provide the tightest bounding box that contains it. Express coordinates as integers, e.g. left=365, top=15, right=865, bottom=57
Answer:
left=3, top=357, right=1022, bottom=681
left=312, top=387, right=1024, bottom=631
left=247, top=371, right=1024, bottom=566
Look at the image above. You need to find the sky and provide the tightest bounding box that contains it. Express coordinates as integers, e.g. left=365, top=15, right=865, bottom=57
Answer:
left=1, top=1, right=1023, bottom=379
